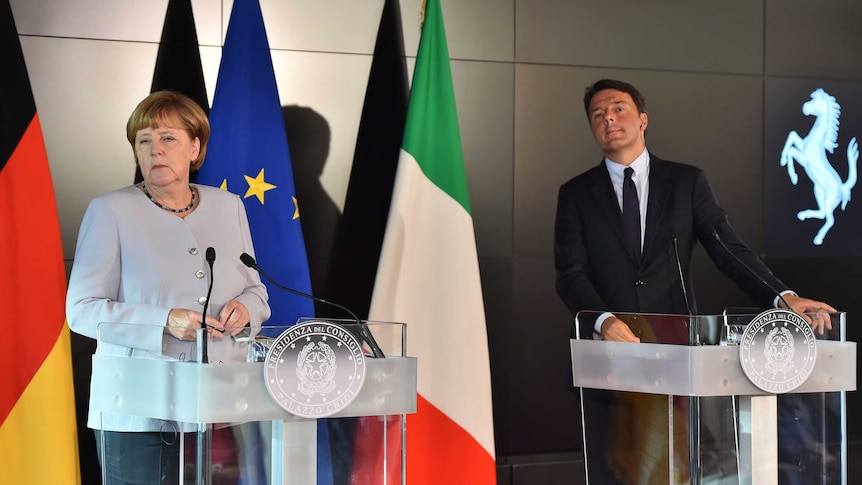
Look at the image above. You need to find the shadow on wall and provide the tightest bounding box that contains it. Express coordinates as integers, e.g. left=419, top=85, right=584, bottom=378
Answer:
left=282, top=105, right=340, bottom=305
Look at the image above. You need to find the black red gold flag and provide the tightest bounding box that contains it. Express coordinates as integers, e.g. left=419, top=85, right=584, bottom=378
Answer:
left=0, top=1, right=81, bottom=482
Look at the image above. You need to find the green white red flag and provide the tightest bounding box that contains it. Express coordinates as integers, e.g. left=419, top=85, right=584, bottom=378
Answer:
left=369, top=0, right=496, bottom=482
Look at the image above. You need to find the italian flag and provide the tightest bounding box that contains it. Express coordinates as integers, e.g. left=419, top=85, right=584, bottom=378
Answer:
left=369, top=0, right=496, bottom=482
left=0, top=1, right=80, bottom=483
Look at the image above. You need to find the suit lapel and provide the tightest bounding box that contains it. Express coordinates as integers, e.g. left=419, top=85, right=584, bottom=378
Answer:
left=643, top=156, right=671, bottom=257
left=588, top=162, right=641, bottom=264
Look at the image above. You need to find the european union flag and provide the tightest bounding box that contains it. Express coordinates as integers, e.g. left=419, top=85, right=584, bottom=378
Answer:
left=196, top=0, right=314, bottom=327
left=195, top=1, right=331, bottom=483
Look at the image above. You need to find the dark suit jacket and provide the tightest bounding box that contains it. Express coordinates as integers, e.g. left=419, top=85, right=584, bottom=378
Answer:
left=554, top=154, right=789, bottom=339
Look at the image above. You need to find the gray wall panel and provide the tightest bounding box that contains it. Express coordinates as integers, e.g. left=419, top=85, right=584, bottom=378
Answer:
left=401, top=0, right=515, bottom=62
left=479, top=257, right=515, bottom=455
left=766, top=0, right=862, bottom=80
left=252, top=0, right=384, bottom=54
left=513, top=64, right=589, bottom=259
left=511, top=257, right=579, bottom=453
left=516, top=0, right=763, bottom=74
left=11, top=0, right=223, bottom=45
left=454, top=60, right=515, bottom=258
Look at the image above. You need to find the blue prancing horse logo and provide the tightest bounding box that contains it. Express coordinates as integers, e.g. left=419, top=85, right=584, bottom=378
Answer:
left=780, top=88, right=858, bottom=245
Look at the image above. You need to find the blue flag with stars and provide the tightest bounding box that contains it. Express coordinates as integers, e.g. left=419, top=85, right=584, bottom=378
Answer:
left=196, top=1, right=331, bottom=483
left=196, top=0, right=314, bottom=327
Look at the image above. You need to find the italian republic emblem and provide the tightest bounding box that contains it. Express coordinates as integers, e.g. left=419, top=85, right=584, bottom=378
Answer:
left=264, top=320, right=367, bottom=418
left=739, top=308, right=817, bottom=393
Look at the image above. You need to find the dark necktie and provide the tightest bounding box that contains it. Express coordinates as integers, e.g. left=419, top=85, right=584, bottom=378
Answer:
left=623, top=167, right=641, bottom=254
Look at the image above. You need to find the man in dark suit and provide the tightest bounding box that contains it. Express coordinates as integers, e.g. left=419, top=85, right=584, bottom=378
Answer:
left=554, top=79, right=835, bottom=484
left=555, top=78, right=834, bottom=341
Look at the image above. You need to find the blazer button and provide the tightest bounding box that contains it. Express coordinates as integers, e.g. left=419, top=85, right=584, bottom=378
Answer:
left=195, top=270, right=206, bottom=279
left=198, top=296, right=208, bottom=306
left=635, top=279, right=645, bottom=286
left=189, top=247, right=199, bottom=255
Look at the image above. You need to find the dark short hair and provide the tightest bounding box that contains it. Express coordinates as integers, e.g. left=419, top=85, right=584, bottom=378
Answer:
left=583, top=79, right=647, bottom=119
left=126, top=91, right=210, bottom=170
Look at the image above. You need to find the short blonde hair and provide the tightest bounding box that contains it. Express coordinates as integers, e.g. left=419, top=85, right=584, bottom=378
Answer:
left=126, top=91, right=210, bottom=170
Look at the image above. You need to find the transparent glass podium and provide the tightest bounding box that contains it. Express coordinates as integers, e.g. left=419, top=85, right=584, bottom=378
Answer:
left=90, top=320, right=417, bottom=484
left=571, top=311, right=855, bottom=485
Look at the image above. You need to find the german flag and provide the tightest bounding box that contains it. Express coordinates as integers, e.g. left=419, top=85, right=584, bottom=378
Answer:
left=0, top=1, right=81, bottom=483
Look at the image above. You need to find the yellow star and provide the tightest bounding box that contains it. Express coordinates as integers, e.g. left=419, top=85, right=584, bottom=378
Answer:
left=243, top=168, right=277, bottom=204
left=218, top=179, right=228, bottom=191
left=292, top=196, right=300, bottom=219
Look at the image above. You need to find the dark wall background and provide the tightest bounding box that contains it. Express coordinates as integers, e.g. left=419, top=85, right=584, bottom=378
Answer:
left=399, top=0, right=862, bottom=481
left=461, top=0, right=862, bottom=465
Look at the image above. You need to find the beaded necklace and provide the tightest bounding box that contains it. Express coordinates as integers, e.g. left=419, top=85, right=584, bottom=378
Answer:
left=140, top=182, right=196, bottom=213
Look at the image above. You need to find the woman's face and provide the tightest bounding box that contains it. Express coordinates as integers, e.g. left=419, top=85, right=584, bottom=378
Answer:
left=135, top=116, right=199, bottom=187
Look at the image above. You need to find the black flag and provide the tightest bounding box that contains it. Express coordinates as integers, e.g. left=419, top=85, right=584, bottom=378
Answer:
left=325, top=0, right=409, bottom=319
left=324, top=1, right=409, bottom=483
left=135, top=0, right=209, bottom=183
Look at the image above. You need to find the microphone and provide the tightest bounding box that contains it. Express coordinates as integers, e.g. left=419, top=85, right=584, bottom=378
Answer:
left=201, top=247, right=216, bottom=363
left=670, top=235, right=693, bottom=316
left=240, top=253, right=385, bottom=358
left=710, top=229, right=792, bottom=310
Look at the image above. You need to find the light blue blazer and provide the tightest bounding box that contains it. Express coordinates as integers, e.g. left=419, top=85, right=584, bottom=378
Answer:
left=66, top=184, right=271, bottom=431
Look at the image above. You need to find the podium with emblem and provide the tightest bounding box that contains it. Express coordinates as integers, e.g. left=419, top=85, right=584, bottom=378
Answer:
left=89, top=320, right=417, bottom=485
left=571, top=310, right=855, bottom=484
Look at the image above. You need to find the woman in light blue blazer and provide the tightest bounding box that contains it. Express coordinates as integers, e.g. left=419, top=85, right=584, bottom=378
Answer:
left=66, top=91, right=271, bottom=484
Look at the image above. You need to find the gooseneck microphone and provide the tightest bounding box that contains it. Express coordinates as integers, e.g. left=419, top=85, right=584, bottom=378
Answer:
left=201, top=247, right=216, bottom=364
left=710, top=229, right=792, bottom=310
left=240, top=252, right=385, bottom=358
left=670, top=235, right=693, bottom=317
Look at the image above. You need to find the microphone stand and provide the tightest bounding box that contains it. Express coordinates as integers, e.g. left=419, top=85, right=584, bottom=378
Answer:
left=201, top=250, right=215, bottom=364
left=240, top=253, right=385, bottom=358
left=711, top=230, right=792, bottom=310
left=672, top=235, right=702, bottom=484
left=197, top=247, right=216, bottom=485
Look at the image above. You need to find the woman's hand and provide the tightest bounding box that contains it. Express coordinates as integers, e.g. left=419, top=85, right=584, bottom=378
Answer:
left=219, top=299, right=251, bottom=337
left=165, top=308, right=224, bottom=341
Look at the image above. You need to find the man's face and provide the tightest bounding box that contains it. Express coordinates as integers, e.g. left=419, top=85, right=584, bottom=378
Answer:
left=588, top=88, right=647, bottom=161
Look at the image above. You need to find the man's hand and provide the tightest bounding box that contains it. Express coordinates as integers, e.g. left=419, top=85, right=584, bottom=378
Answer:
left=781, top=294, right=836, bottom=335
left=601, top=316, right=641, bottom=342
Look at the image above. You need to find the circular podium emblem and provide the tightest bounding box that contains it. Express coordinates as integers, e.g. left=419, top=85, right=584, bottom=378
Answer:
left=739, top=309, right=817, bottom=393
left=264, top=320, right=366, bottom=418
